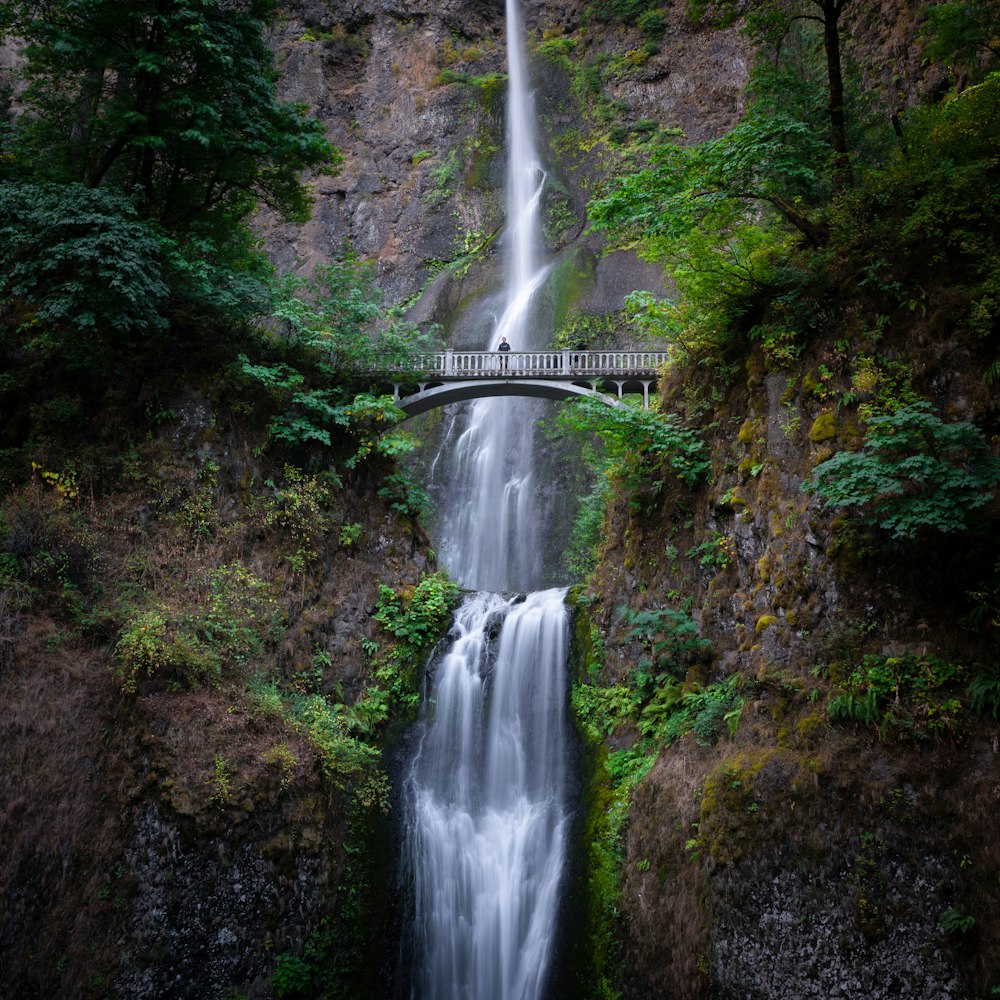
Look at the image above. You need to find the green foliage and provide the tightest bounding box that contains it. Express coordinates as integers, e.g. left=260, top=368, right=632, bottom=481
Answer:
left=941, top=906, right=977, bottom=935
left=0, top=183, right=169, bottom=367
left=113, top=608, right=172, bottom=695
left=968, top=667, right=1000, bottom=721
left=3, top=0, right=336, bottom=224
left=552, top=312, right=619, bottom=351
left=269, top=256, right=440, bottom=372
left=574, top=603, right=736, bottom=751
left=211, top=756, right=233, bottom=806
left=426, top=147, right=462, bottom=204
left=557, top=396, right=711, bottom=490
left=272, top=953, right=312, bottom=999
left=0, top=0, right=337, bottom=438
left=587, top=6, right=877, bottom=357
left=339, top=522, right=362, bottom=547
left=573, top=682, right=636, bottom=738
left=920, top=2, right=1000, bottom=79
left=637, top=10, right=667, bottom=40
left=240, top=255, right=439, bottom=461
left=113, top=563, right=281, bottom=694
left=803, top=402, right=1000, bottom=539
left=377, top=470, right=431, bottom=520
left=619, top=605, right=711, bottom=691
left=563, top=475, right=611, bottom=581
left=588, top=108, right=821, bottom=352
left=290, top=693, right=389, bottom=810
left=824, top=653, right=967, bottom=739
left=587, top=0, right=662, bottom=26
left=262, top=466, right=338, bottom=570
left=374, top=571, right=460, bottom=682
left=639, top=674, right=744, bottom=746
left=825, top=75, right=1000, bottom=344
left=687, top=531, right=736, bottom=569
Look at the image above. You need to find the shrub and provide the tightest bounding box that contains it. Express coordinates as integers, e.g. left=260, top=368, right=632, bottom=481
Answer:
left=114, top=609, right=172, bottom=694
left=113, top=564, right=280, bottom=694
left=637, top=9, right=666, bottom=39
left=558, top=396, right=711, bottom=489
left=824, top=653, right=968, bottom=739
left=803, top=401, right=1000, bottom=539
left=941, top=907, right=976, bottom=935
left=619, top=605, right=711, bottom=694
left=968, top=667, right=1000, bottom=721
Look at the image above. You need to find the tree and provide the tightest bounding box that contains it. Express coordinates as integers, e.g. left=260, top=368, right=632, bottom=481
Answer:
left=3, top=0, right=337, bottom=227
left=0, top=182, right=169, bottom=370
left=0, top=0, right=339, bottom=390
left=689, top=0, right=854, bottom=190
left=920, top=1, right=1000, bottom=83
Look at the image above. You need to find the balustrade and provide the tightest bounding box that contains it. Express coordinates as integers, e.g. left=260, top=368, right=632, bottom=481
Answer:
left=382, top=349, right=668, bottom=378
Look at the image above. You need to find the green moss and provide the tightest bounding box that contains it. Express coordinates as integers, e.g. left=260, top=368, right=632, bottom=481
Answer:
left=746, top=352, right=766, bottom=388
left=809, top=410, right=837, bottom=443
left=737, top=418, right=758, bottom=445
left=801, top=368, right=821, bottom=395
left=544, top=247, right=597, bottom=336
left=755, top=614, right=778, bottom=633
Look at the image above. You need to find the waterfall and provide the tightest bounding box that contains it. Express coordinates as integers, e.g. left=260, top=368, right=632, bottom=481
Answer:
left=405, top=591, right=569, bottom=1000
left=402, top=2, right=572, bottom=997
left=430, top=0, right=551, bottom=594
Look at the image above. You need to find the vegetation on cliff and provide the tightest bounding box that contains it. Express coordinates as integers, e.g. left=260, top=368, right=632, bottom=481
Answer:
left=557, top=2, right=1000, bottom=998
left=0, top=3, right=451, bottom=997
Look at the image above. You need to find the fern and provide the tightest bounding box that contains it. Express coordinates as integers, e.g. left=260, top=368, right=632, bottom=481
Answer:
left=828, top=689, right=881, bottom=726
left=968, top=669, right=1000, bottom=720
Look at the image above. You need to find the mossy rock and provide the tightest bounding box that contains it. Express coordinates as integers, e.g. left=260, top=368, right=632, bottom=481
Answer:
left=746, top=352, right=766, bottom=388
left=809, top=410, right=837, bottom=443
left=801, top=368, right=822, bottom=395
left=737, top=418, right=759, bottom=446
left=755, top=614, right=779, bottom=633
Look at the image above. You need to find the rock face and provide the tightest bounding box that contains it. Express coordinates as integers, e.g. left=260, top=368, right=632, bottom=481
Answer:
left=586, top=322, right=1000, bottom=998
left=262, top=0, right=749, bottom=334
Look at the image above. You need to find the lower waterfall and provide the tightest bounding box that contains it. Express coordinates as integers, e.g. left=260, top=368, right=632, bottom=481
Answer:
left=402, top=591, right=570, bottom=1000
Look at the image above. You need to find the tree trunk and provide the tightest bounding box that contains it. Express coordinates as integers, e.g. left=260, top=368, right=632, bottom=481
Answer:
left=820, top=0, right=853, bottom=189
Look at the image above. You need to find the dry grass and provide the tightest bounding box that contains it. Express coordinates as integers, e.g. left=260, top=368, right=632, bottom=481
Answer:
left=0, top=615, right=128, bottom=995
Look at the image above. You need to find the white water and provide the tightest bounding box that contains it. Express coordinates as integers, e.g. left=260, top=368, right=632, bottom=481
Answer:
left=405, top=592, right=569, bottom=1000
left=431, top=0, right=551, bottom=594
left=403, top=2, right=572, bottom=997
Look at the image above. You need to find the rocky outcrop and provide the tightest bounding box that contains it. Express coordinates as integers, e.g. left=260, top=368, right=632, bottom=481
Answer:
left=262, top=0, right=749, bottom=334
left=585, top=325, right=1000, bottom=998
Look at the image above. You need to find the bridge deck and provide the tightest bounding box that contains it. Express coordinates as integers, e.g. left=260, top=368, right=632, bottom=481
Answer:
left=379, top=348, right=669, bottom=380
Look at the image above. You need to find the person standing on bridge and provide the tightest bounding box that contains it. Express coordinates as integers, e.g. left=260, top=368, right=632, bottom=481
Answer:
left=498, top=336, right=511, bottom=372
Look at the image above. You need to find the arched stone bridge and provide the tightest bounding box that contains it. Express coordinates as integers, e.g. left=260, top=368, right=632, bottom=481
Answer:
left=377, top=350, right=669, bottom=417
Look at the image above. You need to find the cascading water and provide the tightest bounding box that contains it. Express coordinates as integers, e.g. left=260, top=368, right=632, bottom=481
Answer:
left=404, top=591, right=569, bottom=1000
left=401, top=2, right=573, bottom=997
left=430, top=0, right=552, bottom=593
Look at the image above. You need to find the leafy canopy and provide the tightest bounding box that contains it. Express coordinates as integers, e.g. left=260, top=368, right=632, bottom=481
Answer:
left=803, top=401, right=1000, bottom=539
left=0, top=0, right=337, bottom=401
left=0, top=183, right=170, bottom=361
left=557, top=396, right=711, bottom=489
left=3, top=0, right=336, bottom=226
left=240, top=254, right=441, bottom=463
left=587, top=15, right=853, bottom=355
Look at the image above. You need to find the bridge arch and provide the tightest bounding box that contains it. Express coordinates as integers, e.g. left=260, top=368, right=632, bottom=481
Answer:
left=395, top=379, right=626, bottom=418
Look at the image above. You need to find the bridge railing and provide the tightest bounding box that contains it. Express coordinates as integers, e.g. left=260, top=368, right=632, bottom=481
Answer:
left=379, top=349, right=669, bottom=378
